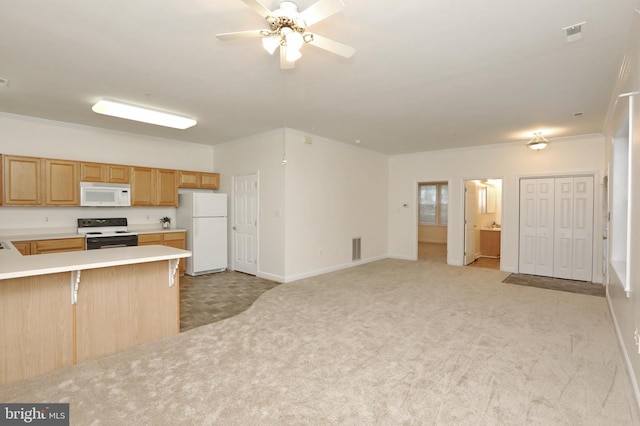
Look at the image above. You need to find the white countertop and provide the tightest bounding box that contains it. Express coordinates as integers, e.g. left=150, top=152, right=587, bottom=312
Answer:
left=0, top=242, right=191, bottom=280
left=480, top=228, right=501, bottom=232
left=0, top=227, right=186, bottom=242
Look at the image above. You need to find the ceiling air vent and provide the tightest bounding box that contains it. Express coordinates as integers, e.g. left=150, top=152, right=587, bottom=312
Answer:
left=563, top=22, right=585, bottom=43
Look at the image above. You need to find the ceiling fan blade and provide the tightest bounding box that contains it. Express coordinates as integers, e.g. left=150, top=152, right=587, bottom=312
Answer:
left=241, top=0, right=272, bottom=18
left=306, top=33, right=355, bottom=58
left=280, top=46, right=296, bottom=69
left=300, top=0, right=345, bottom=27
left=216, top=30, right=265, bottom=40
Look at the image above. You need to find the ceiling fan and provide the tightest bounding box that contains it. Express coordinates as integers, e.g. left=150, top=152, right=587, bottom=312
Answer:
left=216, top=0, right=355, bottom=69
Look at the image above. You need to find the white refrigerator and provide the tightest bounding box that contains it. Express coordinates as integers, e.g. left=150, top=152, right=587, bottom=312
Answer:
left=177, top=192, right=228, bottom=275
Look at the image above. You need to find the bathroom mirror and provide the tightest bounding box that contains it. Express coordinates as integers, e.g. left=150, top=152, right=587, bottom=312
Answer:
left=479, top=186, right=496, bottom=214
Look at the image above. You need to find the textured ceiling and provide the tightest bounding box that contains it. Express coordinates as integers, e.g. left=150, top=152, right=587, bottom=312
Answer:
left=1, top=0, right=639, bottom=154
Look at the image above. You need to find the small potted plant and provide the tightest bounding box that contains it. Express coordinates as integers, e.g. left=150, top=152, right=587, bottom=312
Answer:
left=160, top=216, right=172, bottom=229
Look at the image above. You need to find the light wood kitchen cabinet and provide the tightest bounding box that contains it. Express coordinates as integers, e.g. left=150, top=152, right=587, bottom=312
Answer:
left=199, top=172, right=220, bottom=189
left=155, top=168, right=178, bottom=206
left=4, top=156, right=79, bottom=206
left=12, top=241, right=32, bottom=255
left=138, top=231, right=186, bottom=274
left=79, top=162, right=104, bottom=182
left=44, top=159, right=79, bottom=205
left=480, top=230, right=501, bottom=257
left=131, top=167, right=177, bottom=207
left=80, top=162, right=130, bottom=184
left=3, top=155, right=42, bottom=205
left=107, top=164, right=130, bottom=183
left=75, top=262, right=179, bottom=363
left=2, top=152, right=218, bottom=208
left=130, top=166, right=155, bottom=206
left=33, top=237, right=85, bottom=254
left=12, top=237, right=85, bottom=255
left=137, top=233, right=163, bottom=245
left=0, top=272, right=74, bottom=386
left=1, top=260, right=181, bottom=385
left=178, top=170, right=219, bottom=190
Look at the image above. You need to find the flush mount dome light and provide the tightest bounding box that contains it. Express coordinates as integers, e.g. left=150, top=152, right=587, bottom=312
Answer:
left=526, top=132, right=550, bottom=150
left=92, top=99, right=197, bottom=130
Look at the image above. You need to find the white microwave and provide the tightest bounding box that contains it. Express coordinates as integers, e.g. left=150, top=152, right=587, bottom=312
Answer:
left=80, top=182, right=131, bottom=207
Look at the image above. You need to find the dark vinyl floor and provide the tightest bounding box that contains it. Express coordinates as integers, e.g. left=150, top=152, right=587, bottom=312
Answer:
left=179, top=271, right=280, bottom=332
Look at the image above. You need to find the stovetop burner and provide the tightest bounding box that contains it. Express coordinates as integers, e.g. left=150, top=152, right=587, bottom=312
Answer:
left=77, top=218, right=138, bottom=237
left=78, top=218, right=139, bottom=249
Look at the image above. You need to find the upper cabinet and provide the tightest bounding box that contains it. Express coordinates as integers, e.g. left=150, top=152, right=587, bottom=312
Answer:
left=3, top=156, right=80, bottom=206
left=131, top=166, right=155, bottom=206
left=80, top=162, right=130, bottom=184
left=155, top=169, right=178, bottom=206
left=178, top=170, right=219, bottom=190
left=3, top=155, right=42, bottom=205
left=131, top=167, right=178, bottom=207
left=44, top=159, right=79, bottom=205
left=2, top=153, right=217, bottom=208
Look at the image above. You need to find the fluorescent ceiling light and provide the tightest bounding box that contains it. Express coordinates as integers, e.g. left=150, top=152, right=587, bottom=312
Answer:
left=92, top=99, right=196, bottom=130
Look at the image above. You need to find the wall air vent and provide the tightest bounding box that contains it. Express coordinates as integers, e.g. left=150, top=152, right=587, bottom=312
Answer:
left=352, top=237, right=361, bottom=262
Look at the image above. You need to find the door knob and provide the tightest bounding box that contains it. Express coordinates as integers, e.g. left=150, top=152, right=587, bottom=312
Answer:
left=232, top=226, right=237, bottom=230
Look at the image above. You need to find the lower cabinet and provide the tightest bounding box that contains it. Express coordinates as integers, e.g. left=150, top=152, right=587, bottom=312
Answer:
left=12, top=237, right=85, bottom=255
left=75, top=262, right=179, bottom=363
left=0, top=272, right=74, bottom=386
left=0, top=261, right=180, bottom=386
left=138, top=231, right=186, bottom=275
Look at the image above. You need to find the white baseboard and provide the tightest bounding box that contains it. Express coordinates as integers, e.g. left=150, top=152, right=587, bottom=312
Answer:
left=282, top=255, right=389, bottom=283
left=256, top=271, right=285, bottom=283
left=388, top=254, right=415, bottom=261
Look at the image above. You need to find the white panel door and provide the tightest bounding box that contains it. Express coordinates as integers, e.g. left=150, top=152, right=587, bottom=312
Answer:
left=232, top=174, right=258, bottom=275
left=571, top=176, right=593, bottom=281
left=554, top=178, right=574, bottom=279
left=519, top=180, right=537, bottom=274
left=464, top=181, right=477, bottom=265
left=520, top=176, right=594, bottom=281
left=519, top=178, right=555, bottom=276
left=534, top=179, right=555, bottom=277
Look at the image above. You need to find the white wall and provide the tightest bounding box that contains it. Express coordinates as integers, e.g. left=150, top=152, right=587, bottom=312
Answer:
left=212, top=130, right=287, bottom=281
left=283, top=129, right=388, bottom=281
left=605, top=11, right=640, bottom=406
left=0, top=113, right=215, bottom=231
left=388, top=135, right=605, bottom=276
left=214, top=128, right=389, bottom=283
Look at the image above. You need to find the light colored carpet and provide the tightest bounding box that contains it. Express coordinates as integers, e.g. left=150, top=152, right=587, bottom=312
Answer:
left=1, top=258, right=638, bottom=425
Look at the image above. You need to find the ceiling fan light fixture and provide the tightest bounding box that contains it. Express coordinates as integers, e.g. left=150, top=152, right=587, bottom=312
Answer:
left=285, top=46, right=302, bottom=62
left=526, top=132, right=550, bottom=150
left=92, top=99, right=196, bottom=130
left=262, top=35, right=281, bottom=54
left=285, top=30, right=304, bottom=51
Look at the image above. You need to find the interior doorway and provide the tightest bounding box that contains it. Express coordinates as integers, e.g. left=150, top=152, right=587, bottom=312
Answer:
left=231, top=173, right=258, bottom=275
left=417, top=181, right=448, bottom=263
left=463, top=178, right=503, bottom=270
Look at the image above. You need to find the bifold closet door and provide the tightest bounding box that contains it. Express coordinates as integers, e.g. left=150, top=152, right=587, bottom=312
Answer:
left=519, top=178, right=555, bottom=277
left=519, top=176, right=594, bottom=281
left=553, top=177, right=594, bottom=281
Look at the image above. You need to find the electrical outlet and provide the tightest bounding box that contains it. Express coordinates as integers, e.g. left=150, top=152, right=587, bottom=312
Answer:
left=43, top=216, right=49, bottom=223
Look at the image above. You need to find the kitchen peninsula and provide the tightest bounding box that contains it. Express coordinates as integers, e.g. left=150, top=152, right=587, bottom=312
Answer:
left=0, top=241, right=191, bottom=386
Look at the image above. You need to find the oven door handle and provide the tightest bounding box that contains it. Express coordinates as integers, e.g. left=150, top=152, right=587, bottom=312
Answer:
left=99, top=244, right=128, bottom=249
